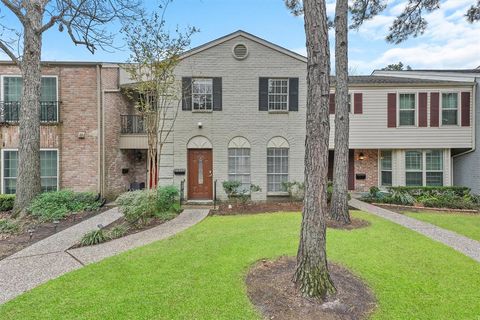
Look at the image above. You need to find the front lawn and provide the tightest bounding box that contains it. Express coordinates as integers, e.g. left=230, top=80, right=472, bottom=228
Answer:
left=1, top=211, right=480, bottom=319
left=405, top=211, right=480, bottom=241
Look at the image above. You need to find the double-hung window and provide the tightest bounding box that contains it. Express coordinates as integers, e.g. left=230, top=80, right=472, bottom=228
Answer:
left=425, top=150, right=443, bottom=186
left=442, top=93, right=458, bottom=125
left=2, top=149, right=58, bottom=194
left=268, top=79, right=288, bottom=111
left=192, top=78, right=213, bottom=111
left=3, top=77, right=22, bottom=122
left=380, top=150, right=392, bottom=187
left=405, top=150, right=423, bottom=186
left=267, top=148, right=288, bottom=192
left=228, top=148, right=251, bottom=192
left=405, top=150, right=443, bottom=187
left=399, top=93, right=416, bottom=126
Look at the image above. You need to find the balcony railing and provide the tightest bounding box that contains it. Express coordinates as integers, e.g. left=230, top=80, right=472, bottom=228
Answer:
left=0, top=101, right=59, bottom=123
left=121, top=115, right=145, bottom=134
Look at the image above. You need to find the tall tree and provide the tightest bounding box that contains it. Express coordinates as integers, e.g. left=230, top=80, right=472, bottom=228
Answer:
left=122, top=3, right=196, bottom=189
left=0, top=0, right=141, bottom=214
left=286, top=0, right=336, bottom=299
left=382, top=62, right=412, bottom=71
left=330, top=0, right=350, bottom=225
left=350, top=0, right=480, bottom=43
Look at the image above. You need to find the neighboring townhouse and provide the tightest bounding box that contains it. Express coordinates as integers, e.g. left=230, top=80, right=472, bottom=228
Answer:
left=0, top=31, right=476, bottom=202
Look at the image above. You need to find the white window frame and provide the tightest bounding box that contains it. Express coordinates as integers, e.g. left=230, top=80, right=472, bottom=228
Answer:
left=405, top=150, right=423, bottom=186
left=397, top=92, right=417, bottom=127
left=440, top=91, right=460, bottom=127
left=227, top=147, right=251, bottom=193
left=267, top=147, right=289, bottom=194
left=404, top=149, right=444, bottom=187
left=191, top=78, right=213, bottom=112
left=1, top=148, right=59, bottom=194
left=0, top=75, right=59, bottom=122
left=268, top=78, right=289, bottom=112
left=379, top=150, right=393, bottom=187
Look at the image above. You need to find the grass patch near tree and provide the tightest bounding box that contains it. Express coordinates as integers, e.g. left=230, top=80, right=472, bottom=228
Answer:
left=1, top=211, right=480, bottom=319
left=405, top=211, right=480, bottom=241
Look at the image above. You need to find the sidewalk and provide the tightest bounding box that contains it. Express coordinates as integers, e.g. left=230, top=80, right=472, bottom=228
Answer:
left=0, top=207, right=209, bottom=304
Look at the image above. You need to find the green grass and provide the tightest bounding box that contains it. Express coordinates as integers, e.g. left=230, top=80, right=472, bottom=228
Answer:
left=1, top=211, right=480, bottom=320
left=405, top=211, right=480, bottom=241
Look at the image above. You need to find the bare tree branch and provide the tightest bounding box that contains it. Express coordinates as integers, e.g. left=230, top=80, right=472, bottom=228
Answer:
left=0, top=0, right=26, bottom=24
left=0, top=38, right=19, bottom=64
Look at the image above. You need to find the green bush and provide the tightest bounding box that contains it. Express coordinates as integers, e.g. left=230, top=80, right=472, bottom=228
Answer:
left=282, top=181, right=305, bottom=201
left=222, top=180, right=242, bottom=199
left=80, top=229, right=109, bottom=246
left=157, top=185, right=179, bottom=212
left=0, top=219, right=20, bottom=234
left=388, top=186, right=471, bottom=198
left=0, top=195, right=15, bottom=212
left=108, top=225, right=129, bottom=239
left=116, top=190, right=157, bottom=225
left=28, top=190, right=102, bottom=222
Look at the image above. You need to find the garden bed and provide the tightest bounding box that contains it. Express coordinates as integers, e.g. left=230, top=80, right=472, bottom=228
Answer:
left=0, top=207, right=108, bottom=260
left=211, top=201, right=303, bottom=215
left=373, top=203, right=479, bottom=214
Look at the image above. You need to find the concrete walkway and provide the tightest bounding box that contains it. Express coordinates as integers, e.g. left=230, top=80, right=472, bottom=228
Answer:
left=350, top=198, right=480, bottom=262
left=0, top=207, right=209, bottom=304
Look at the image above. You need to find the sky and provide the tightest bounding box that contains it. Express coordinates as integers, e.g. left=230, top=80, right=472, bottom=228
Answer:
left=0, top=0, right=479, bottom=74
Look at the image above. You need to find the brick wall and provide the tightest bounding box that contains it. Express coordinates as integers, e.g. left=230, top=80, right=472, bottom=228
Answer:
left=354, top=149, right=378, bottom=192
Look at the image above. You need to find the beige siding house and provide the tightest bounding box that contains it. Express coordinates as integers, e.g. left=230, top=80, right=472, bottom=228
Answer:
left=0, top=31, right=476, bottom=200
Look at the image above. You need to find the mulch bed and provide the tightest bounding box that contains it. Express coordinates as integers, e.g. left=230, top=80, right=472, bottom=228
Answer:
left=211, top=201, right=303, bottom=215
left=246, top=257, right=376, bottom=320
left=0, top=207, right=109, bottom=260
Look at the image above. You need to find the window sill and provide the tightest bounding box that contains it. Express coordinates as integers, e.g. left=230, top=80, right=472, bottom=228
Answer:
left=192, top=110, right=213, bottom=113
left=268, top=110, right=289, bottom=114
left=267, top=192, right=289, bottom=197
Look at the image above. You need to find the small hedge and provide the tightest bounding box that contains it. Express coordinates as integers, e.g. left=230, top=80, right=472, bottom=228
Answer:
left=363, top=186, right=479, bottom=210
left=0, top=194, right=15, bottom=212
left=28, top=190, right=102, bottom=222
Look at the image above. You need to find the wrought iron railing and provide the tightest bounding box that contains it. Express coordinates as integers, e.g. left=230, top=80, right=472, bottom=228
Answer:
left=120, top=114, right=146, bottom=134
left=0, top=101, right=59, bottom=123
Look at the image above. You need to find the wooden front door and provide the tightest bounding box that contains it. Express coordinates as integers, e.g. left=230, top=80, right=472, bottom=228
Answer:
left=187, top=149, right=213, bottom=200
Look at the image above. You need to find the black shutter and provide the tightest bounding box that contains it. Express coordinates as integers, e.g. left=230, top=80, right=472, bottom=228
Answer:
left=213, top=77, right=222, bottom=111
left=288, top=78, right=299, bottom=111
left=259, top=77, right=269, bottom=111
left=182, top=77, right=192, bottom=111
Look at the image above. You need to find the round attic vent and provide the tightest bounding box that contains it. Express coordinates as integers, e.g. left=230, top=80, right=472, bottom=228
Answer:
left=232, top=43, right=248, bottom=60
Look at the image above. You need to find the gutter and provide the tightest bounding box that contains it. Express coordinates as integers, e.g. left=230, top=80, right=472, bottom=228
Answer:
left=96, top=65, right=104, bottom=196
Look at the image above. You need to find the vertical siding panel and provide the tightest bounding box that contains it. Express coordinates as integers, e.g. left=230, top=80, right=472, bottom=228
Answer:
left=430, top=92, right=439, bottom=127
left=387, top=93, right=396, bottom=128
left=418, top=92, right=428, bottom=127
left=354, top=92, right=363, bottom=114
left=461, top=92, right=471, bottom=127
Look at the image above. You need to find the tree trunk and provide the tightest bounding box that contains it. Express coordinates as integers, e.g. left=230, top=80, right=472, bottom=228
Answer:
left=14, top=2, right=44, bottom=215
left=293, top=0, right=336, bottom=299
left=330, top=0, right=351, bottom=225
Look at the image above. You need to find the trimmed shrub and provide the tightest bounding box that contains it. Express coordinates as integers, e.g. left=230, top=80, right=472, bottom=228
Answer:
left=222, top=180, right=242, bottom=199
left=0, top=219, right=20, bottom=234
left=0, top=195, right=15, bottom=212
left=388, top=186, right=470, bottom=198
left=28, top=190, right=102, bottom=222
left=116, top=190, right=157, bottom=225
left=157, top=186, right=179, bottom=212
left=80, top=229, right=109, bottom=246
left=108, top=225, right=129, bottom=239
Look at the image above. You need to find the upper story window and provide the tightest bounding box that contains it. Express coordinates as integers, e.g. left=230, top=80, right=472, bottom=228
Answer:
left=399, top=93, right=416, bottom=126
left=1, top=76, right=58, bottom=122
left=192, top=78, right=213, bottom=111
left=268, top=78, right=288, bottom=111
left=442, top=93, right=458, bottom=125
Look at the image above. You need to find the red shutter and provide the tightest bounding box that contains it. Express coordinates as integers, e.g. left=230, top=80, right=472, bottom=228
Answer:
left=418, top=92, right=428, bottom=127
left=354, top=93, right=363, bottom=114
left=329, top=93, right=335, bottom=114
left=461, top=92, right=471, bottom=127
left=387, top=93, right=396, bottom=128
left=430, top=92, right=439, bottom=127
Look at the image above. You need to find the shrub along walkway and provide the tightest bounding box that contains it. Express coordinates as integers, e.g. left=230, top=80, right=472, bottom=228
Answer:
left=0, top=207, right=209, bottom=304
left=349, top=198, right=480, bottom=262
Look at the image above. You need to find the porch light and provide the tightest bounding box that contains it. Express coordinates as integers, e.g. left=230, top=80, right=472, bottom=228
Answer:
left=198, top=122, right=203, bottom=129
left=358, top=152, right=365, bottom=161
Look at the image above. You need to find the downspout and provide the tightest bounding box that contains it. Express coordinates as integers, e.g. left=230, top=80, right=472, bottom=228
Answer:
left=96, top=65, right=103, bottom=196
left=452, top=80, right=477, bottom=159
